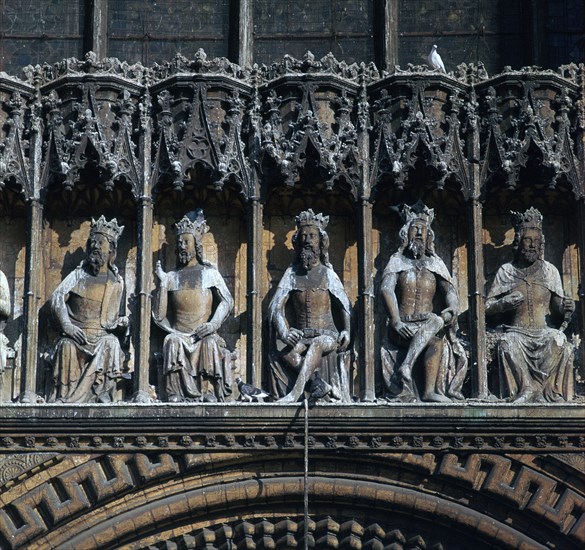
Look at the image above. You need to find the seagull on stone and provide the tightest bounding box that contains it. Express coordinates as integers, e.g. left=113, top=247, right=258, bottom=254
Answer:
left=428, top=44, right=446, bottom=73
left=236, top=378, right=271, bottom=402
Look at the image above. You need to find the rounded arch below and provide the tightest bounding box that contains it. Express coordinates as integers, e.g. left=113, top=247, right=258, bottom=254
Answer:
left=37, top=474, right=546, bottom=550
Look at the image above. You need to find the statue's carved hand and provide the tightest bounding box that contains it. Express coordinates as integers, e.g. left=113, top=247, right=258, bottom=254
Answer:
left=64, top=324, right=88, bottom=345
left=116, top=316, right=129, bottom=329
left=283, top=328, right=303, bottom=347
left=502, top=291, right=524, bottom=310
left=563, top=297, right=575, bottom=315
left=337, top=330, right=350, bottom=351
left=393, top=320, right=414, bottom=339
left=155, top=260, right=168, bottom=286
left=440, top=307, right=457, bottom=326
left=193, top=322, right=216, bottom=339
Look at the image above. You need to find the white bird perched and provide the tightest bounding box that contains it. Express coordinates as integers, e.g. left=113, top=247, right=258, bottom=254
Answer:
left=428, top=44, right=446, bottom=73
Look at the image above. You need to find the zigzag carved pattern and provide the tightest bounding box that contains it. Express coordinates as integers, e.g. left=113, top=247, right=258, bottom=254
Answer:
left=141, top=517, right=446, bottom=550
left=438, top=454, right=585, bottom=542
left=0, top=453, right=178, bottom=549
left=0, top=452, right=584, bottom=548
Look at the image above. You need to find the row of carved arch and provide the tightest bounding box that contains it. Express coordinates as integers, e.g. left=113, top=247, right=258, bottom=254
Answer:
left=0, top=56, right=582, bottom=203
left=0, top=181, right=582, bottom=404
left=0, top=450, right=581, bottom=549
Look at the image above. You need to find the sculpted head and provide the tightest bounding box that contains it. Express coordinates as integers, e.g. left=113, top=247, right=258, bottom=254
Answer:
left=292, top=209, right=331, bottom=271
left=398, top=201, right=435, bottom=259
left=511, top=207, right=544, bottom=265
left=86, top=216, right=124, bottom=275
left=174, top=209, right=208, bottom=267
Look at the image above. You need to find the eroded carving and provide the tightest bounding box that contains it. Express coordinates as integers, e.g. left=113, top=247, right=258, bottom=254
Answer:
left=486, top=208, right=575, bottom=402
left=381, top=201, right=467, bottom=402
left=153, top=210, right=235, bottom=402
left=269, top=210, right=352, bottom=403
left=47, top=217, right=129, bottom=403
left=0, top=267, right=13, bottom=397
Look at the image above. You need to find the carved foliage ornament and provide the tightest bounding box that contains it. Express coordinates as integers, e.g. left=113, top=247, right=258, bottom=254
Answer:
left=153, top=84, right=251, bottom=198
left=481, top=83, right=580, bottom=196
left=42, top=85, right=142, bottom=197
left=370, top=83, right=470, bottom=196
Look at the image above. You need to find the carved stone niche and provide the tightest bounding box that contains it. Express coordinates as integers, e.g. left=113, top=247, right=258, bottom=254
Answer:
left=258, top=74, right=363, bottom=400
left=480, top=78, right=583, bottom=401
left=0, top=191, right=26, bottom=403
left=151, top=203, right=246, bottom=402
left=37, top=211, right=137, bottom=403
left=483, top=204, right=581, bottom=400
left=149, top=76, right=250, bottom=402
left=369, top=77, right=471, bottom=402
left=0, top=85, right=33, bottom=402
left=38, top=92, right=139, bottom=402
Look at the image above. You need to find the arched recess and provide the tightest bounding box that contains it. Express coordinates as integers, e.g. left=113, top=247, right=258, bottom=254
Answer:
left=369, top=76, right=470, bottom=399
left=259, top=77, right=362, bottom=397
left=4, top=451, right=583, bottom=550
left=151, top=171, right=247, bottom=400
left=0, top=83, right=35, bottom=402
left=149, top=76, right=251, bottom=400
left=0, top=183, right=27, bottom=402
left=478, top=77, right=582, bottom=397
left=39, top=174, right=138, bottom=400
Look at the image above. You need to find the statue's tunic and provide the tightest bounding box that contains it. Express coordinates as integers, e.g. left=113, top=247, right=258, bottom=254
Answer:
left=488, top=260, right=574, bottom=401
left=381, top=252, right=467, bottom=399
left=49, top=265, right=126, bottom=403
left=156, top=265, right=233, bottom=402
left=0, top=269, right=10, bottom=375
left=269, top=265, right=352, bottom=401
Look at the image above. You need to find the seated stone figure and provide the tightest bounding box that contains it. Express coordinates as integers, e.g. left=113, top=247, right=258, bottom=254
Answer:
left=486, top=207, right=575, bottom=402
left=269, top=209, right=352, bottom=403
left=48, top=217, right=129, bottom=403
left=380, top=201, right=467, bottom=402
left=153, top=210, right=234, bottom=402
left=0, top=267, right=10, bottom=384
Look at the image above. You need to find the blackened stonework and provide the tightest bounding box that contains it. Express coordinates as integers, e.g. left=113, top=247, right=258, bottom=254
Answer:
left=0, top=44, right=584, bottom=549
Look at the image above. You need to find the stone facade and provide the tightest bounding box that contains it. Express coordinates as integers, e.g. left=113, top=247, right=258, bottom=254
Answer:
left=0, top=14, right=584, bottom=547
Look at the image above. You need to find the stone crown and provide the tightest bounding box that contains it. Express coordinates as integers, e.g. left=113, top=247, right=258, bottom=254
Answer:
left=511, top=207, right=543, bottom=233
left=401, top=200, right=434, bottom=226
left=90, top=216, right=124, bottom=242
left=175, top=209, right=209, bottom=238
left=296, top=209, right=329, bottom=231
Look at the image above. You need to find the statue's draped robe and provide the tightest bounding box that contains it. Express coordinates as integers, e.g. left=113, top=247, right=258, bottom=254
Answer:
left=49, top=265, right=127, bottom=403
left=156, top=266, right=233, bottom=402
left=381, top=252, right=467, bottom=400
left=488, top=261, right=574, bottom=401
left=269, top=265, right=352, bottom=402
left=0, top=269, right=10, bottom=376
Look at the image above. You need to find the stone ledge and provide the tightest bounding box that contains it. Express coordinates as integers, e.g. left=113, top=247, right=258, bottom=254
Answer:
left=0, top=403, right=583, bottom=454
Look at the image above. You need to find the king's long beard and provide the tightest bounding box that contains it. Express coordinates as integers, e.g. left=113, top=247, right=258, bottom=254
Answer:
left=87, top=248, right=107, bottom=275
left=178, top=250, right=196, bottom=267
left=300, top=247, right=319, bottom=271
left=408, top=239, right=425, bottom=259
left=520, top=248, right=540, bottom=265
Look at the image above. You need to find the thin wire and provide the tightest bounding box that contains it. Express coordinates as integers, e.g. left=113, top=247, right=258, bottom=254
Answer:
left=303, top=397, right=309, bottom=550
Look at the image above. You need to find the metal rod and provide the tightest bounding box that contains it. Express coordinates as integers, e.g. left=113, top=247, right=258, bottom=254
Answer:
left=304, top=397, right=309, bottom=550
